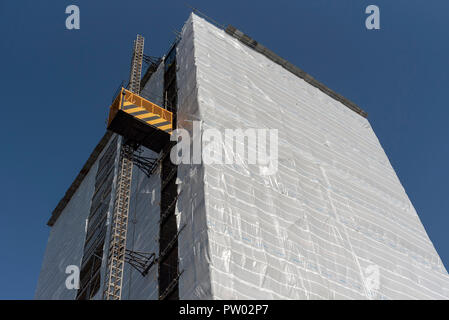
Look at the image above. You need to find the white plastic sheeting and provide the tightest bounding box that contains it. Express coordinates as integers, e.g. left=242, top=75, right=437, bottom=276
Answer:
left=35, top=136, right=117, bottom=299
left=36, top=12, right=449, bottom=300
left=176, top=15, right=213, bottom=298
left=175, top=13, right=449, bottom=299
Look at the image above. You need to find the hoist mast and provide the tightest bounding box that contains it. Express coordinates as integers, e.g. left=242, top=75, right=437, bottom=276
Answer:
left=103, top=35, right=144, bottom=300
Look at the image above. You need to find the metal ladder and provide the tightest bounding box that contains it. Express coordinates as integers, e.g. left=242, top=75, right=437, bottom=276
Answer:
left=103, top=35, right=144, bottom=300
left=103, top=144, right=133, bottom=299
left=128, top=35, right=144, bottom=94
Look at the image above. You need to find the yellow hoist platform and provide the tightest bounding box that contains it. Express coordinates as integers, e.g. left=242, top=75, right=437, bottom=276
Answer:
left=107, top=87, right=173, bottom=152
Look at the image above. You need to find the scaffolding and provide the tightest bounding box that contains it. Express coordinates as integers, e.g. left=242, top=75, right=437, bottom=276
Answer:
left=103, top=144, right=133, bottom=300
left=103, top=35, right=144, bottom=300
left=100, top=33, right=183, bottom=300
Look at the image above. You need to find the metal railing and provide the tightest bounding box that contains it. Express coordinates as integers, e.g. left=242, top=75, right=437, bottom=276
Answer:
left=108, top=87, right=173, bottom=128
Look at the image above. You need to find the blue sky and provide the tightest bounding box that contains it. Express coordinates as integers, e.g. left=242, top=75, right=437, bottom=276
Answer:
left=0, top=0, right=448, bottom=299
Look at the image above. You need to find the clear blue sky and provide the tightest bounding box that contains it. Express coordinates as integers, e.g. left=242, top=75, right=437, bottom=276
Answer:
left=0, top=0, right=447, bottom=299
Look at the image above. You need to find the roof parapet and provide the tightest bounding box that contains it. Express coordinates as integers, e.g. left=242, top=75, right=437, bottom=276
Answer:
left=225, top=25, right=368, bottom=118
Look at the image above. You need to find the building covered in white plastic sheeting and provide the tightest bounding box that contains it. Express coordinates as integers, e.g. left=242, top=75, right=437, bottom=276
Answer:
left=36, top=13, right=449, bottom=300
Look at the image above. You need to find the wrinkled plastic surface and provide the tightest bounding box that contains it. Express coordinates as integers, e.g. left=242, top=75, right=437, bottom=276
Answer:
left=36, top=13, right=449, bottom=300
left=176, top=16, right=213, bottom=299
left=35, top=137, right=117, bottom=299
left=176, top=13, right=449, bottom=299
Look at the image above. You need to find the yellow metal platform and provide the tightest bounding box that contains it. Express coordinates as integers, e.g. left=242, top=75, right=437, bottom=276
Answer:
left=107, top=88, right=173, bottom=152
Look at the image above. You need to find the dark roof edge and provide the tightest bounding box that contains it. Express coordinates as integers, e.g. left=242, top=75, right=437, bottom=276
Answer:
left=47, top=131, right=114, bottom=227
left=225, top=25, right=368, bottom=118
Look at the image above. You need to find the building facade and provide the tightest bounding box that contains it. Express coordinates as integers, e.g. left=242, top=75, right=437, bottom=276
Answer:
left=35, top=13, right=449, bottom=300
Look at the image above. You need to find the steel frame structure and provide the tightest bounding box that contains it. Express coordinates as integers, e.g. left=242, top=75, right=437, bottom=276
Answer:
left=103, top=35, right=144, bottom=300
